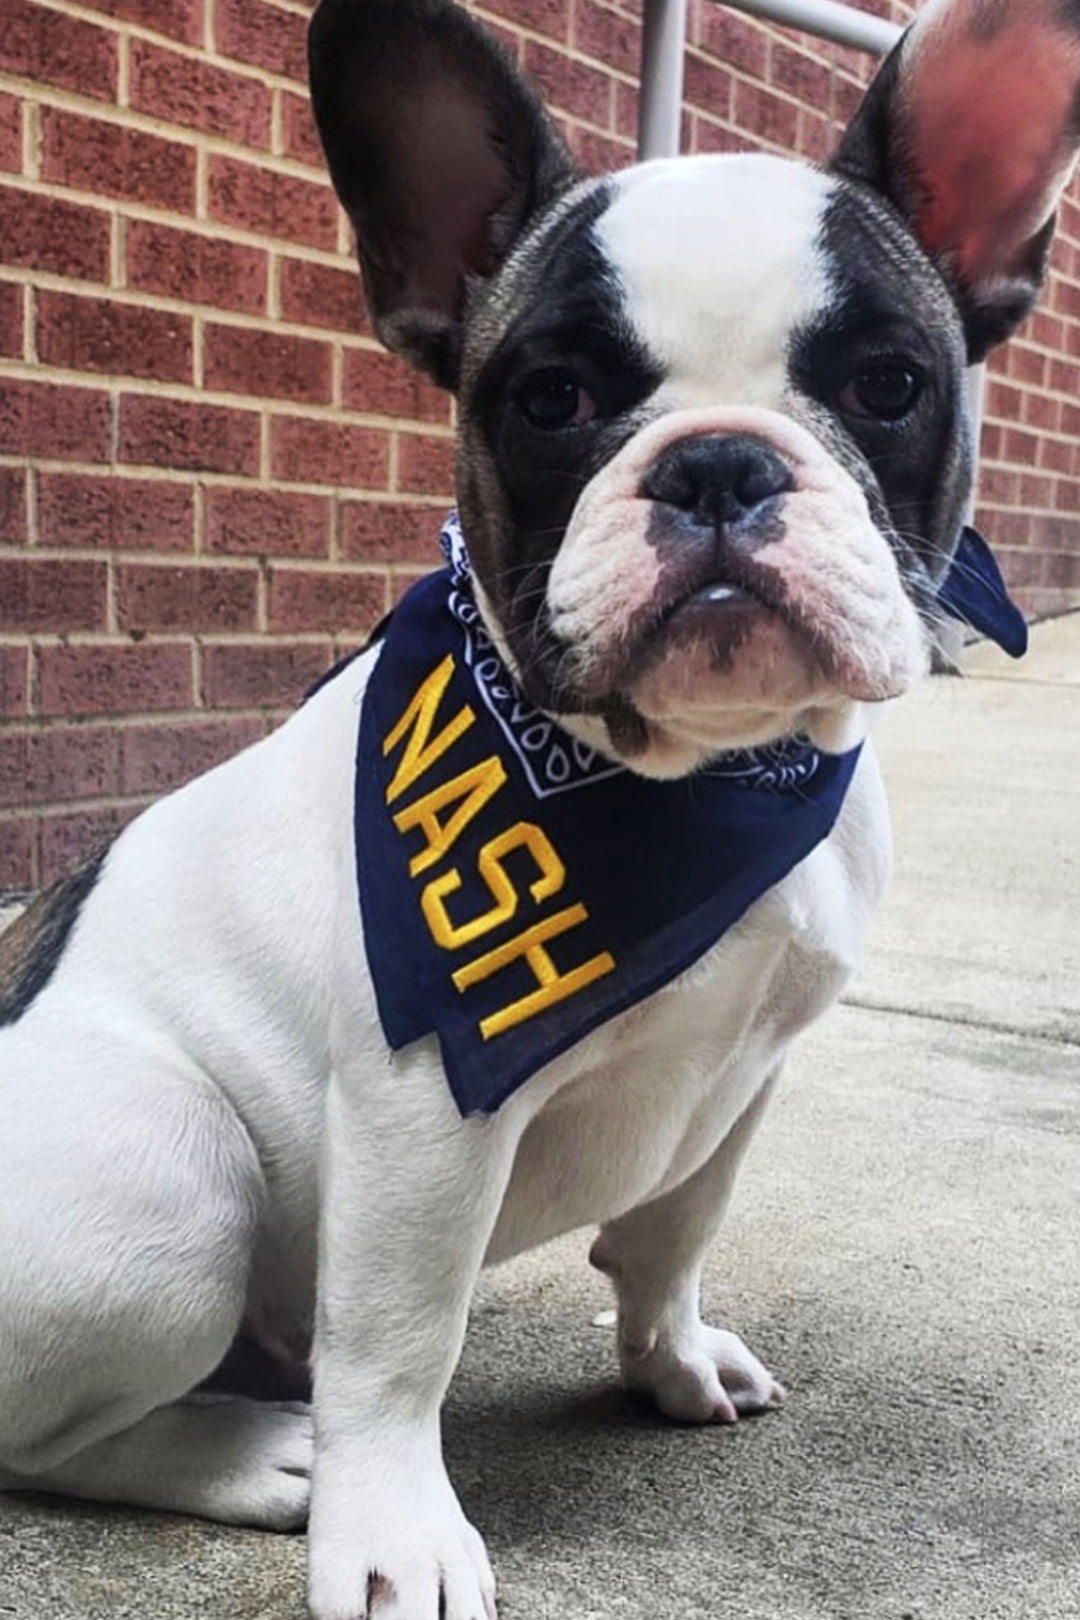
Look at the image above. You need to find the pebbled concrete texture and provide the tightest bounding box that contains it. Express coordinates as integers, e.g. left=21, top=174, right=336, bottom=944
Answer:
left=2, top=616, right=1078, bottom=1620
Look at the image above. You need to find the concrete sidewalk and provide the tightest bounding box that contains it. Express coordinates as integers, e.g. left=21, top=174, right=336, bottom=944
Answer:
left=2, top=619, right=1078, bottom=1620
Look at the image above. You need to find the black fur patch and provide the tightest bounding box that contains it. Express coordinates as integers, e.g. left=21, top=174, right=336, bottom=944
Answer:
left=0, top=851, right=108, bottom=1026
left=791, top=182, right=971, bottom=578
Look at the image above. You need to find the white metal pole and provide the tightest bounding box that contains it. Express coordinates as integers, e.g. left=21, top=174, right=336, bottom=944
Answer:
left=638, top=0, right=689, bottom=159
left=721, top=0, right=900, bottom=55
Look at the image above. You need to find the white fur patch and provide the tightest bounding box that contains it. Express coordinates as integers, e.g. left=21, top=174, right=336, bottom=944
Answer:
left=597, top=155, right=836, bottom=413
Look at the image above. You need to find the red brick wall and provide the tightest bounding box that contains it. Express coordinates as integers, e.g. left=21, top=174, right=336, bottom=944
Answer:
left=1, top=0, right=1078, bottom=891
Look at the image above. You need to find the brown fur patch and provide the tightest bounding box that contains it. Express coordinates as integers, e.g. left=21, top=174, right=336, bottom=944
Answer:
left=0, top=852, right=107, bottom=1026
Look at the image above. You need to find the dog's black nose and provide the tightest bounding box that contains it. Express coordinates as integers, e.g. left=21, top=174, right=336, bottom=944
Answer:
left=642, top=435, right=794, bottom=529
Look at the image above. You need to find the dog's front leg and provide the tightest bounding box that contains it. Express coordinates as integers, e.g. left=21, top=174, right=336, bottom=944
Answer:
left=309, top=1061, right=515, bottom=1620
left=591, top=1070, right=786, bottom=1425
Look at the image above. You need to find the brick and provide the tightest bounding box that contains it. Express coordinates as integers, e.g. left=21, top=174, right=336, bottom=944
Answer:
left=338, top=500, right=446, bottom=565
left=1018, top=471, right=1054, bottom=509
left=1, top=94, right=21, bottom=174
left=0, top=279, right=23, bottom=358
left=0, top=559, right=108, bottom=632
left=995, top=547, right=1046, bottom=588
left=38, top=474, right=194, bottom=553
left=796, top=108, right=833, bottom=165
left=0, top=468, right=28, bottom=546
left=0, top=186, right=111, bottom=281
left=0, top=726, right=118, bottom=810
left=119, top=396, right=261, bottom=476
left=281, top=92, right=322, bottom=167
left=1, top=1, right=118, bottom=102
left=568, top=125, right=636, bottom=176
left=86, top=0, right=203, bottom=47
left=205, top=486, right=331, bottom=558
left=1049, top=358, right=1080, bottom=396
left=0, top=646, right=29, bottom=717
left=214, top=0, right=308, bottom=81
left=116, top=562, right=258, bottom=632
left=0, top=379, right=111, bottom=462
left=38, top=643, right=193, bottom=717
left=684, top=54, right=734, bottom=123
left=118, top=715, right=265, bottom=795
left=768, top=40, right=832, bottom=107
left=1031, top=514, right=1079, bottom=550
left=41, top=109, right=196, bottom=213
left=202, top=640, right=332, bottom=707
left=0, top=817, right=34, bottom=890
left=130, top=40, right=272, bottom=148
left=40, top=804, right=142, bottom=887
left=341, top=348, right=450, bottom=423
left=523, top=40, right=612, bottom=127
left=1002, top=426, right=1041, bottom=465
left=126, top=220, right=268, bottom=316
left=1019, top=392, right=1059, bottom=434
left=573, top=1, right=641, bottom=75
left=204, top=323, right=333, bottom=404
left=271, top=416, right=390, bottom=487
left=279, top=257, right=369, bottom=333
left=831, top=72, right=865, bottom=127
left=37, top=291, right=192, bottom=383
left=1053, top=278, right=1080, bottom=320
left=615, top=77, right=647, bottom=141
left=1004, top=343, right=1046, bottom=386
left=396, top=432, right=455, bottom=498
left=985, top=378, right=1023, bottom=421
left=1044, top=549, right=1080, bottom=589
left=696, top=8, right=768, bottom=80
left=1039, top=437, right=1076, bottom=477
left=1029, top=310, right=1065, bottom=351
left=734, top=81, right=799, bottom=150
left=208, top=156, right=338, bottom=252
left=979, top=467, right=1020, bottom=505
left=978, top=423, right=1003, bottom=462
left=267, top=566, right=385, bottom=631
left=976, top=509, right=1031, bottom=548
left=481, top=0, right=570, bottom=38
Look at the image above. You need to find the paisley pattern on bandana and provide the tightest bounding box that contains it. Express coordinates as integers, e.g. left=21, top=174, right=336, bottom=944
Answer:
left=440, top=514, right=822, bottom=800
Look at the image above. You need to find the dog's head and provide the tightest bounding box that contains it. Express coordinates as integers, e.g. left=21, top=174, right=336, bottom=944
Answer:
left=310, top=0, right=1080, bottom=776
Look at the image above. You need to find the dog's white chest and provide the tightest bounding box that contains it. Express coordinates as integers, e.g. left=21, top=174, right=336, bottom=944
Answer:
left=485, top=756, right=889, bottom=1263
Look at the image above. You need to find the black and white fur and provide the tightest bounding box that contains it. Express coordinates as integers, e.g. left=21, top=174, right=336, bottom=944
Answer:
left=2, top=2, right=1078, bottom=1616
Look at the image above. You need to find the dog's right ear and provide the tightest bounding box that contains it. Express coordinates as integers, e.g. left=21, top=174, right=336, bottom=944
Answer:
left=309, top=0, right=578, bottom=390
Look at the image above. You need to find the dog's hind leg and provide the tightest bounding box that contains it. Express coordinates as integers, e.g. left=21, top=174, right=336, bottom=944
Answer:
left=590, top=1067, right=786, bottom=1424
left=0, top=1034, right=307, bottom=1526
left=0, top=1394, right=312, bottom=1529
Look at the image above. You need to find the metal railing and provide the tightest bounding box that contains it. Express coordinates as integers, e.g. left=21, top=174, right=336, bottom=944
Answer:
left=637, top=0, right=901, bottom=162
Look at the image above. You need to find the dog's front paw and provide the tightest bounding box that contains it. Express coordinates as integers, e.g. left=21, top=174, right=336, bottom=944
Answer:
left=308, top=1475, right=496, bottom=1620
left=620, top=1323, right=786, bottom=1425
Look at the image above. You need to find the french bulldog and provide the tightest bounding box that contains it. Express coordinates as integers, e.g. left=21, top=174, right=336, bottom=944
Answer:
left=1, top=0, right=1077, bottom=1616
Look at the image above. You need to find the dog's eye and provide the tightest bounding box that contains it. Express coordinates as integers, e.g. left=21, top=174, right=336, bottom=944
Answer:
left=838, top=363, right=923, bottom=422
left=516, top=368, right=596, bottom=431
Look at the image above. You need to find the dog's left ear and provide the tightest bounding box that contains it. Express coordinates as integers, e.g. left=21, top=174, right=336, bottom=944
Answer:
left=832, top=0, right=1080, bottom=361
left=309, top=0, right=578, bottom=390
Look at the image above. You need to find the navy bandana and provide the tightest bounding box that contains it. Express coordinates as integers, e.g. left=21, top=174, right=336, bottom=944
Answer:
left=352, top=517, right=1026, bottom=1114
left=356, top=518, right=1029, bottom=1114
left=355, top=518, right=857, bottom=1116
left=936, top=525, right=1028, bottom=658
